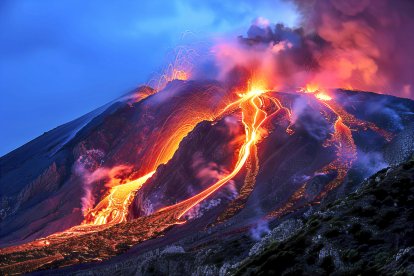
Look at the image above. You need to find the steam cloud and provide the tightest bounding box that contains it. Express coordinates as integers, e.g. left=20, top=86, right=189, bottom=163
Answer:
left=74, top=149, right=134, bottom=214
left=291, top=97, right=330, bottom=141
left=250, top=219, right=271, bottom=241
left=208, top=0, right=414, bottom=99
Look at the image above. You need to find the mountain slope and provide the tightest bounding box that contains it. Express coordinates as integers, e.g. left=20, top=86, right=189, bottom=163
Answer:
left=0, top=83, right=414, bottom=274
left=235, top=157, right=414, bottom=275
left=28, top=156, right=414, bottom=275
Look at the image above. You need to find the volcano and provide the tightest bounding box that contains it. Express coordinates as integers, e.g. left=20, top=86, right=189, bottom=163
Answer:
left=1, top=78, right=414, bottom=274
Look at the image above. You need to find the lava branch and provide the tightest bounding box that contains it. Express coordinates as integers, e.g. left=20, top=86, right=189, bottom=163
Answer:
left=83, top=91, right=225, bottom=225
left=83, top=171, right=155, bottom=225
left=156, top=85, right=278, bottom=221
left=267, top=90, right=358, bottom=219
left=214, top=143, right=259, bottom=225
left=267, top=83, right=397, bottom=220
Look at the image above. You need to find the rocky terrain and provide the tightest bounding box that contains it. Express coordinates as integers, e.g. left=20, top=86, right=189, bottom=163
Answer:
left=1, top=82, right=414, bottom=274
left=33, top=156, right=413, bottom=275
left=236, top=156, right=414, bottom=275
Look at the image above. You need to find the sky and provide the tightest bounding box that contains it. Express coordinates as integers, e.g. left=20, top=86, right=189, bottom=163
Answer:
left=0, top=0, right=298, bottom=156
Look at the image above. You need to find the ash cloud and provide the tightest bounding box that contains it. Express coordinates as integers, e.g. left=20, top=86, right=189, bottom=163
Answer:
left=289, top=0, right=414, bottom=98
left=209, top=0, right=414, bottom=99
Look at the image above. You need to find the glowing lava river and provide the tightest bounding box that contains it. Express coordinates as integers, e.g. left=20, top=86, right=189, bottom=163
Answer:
left=157, top=84, right=275, bottom=221
left=0, top=81, right=287, bottom=273
left=84, top=81, right=275, bottom=225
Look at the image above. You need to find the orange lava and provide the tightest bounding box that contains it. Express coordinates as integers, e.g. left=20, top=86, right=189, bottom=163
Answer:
left=86, top=80, right=278, bottom=226
left=300, top=83, right=332, bottom=101
left=157, top=81, right=277, bottom=220
left=83, top=171, right=155, bottom=225
left=83, top=87, right=233, bottom=225
left=267, top=93, right=356, bottom=218
left=267, top=83, right=392, bottom=219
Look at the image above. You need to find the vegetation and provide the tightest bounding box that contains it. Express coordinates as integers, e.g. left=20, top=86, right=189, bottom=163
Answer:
left=235, top=157, right=414, bottom=275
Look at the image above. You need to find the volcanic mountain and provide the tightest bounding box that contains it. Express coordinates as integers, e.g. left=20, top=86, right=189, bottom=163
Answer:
left=1, top=79, right=413, bottom=274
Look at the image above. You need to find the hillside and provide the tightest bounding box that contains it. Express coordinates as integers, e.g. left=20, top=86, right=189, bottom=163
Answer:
left=236, top=156, right=414, bottom=275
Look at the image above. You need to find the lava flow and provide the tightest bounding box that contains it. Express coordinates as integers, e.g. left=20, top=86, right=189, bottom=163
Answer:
left=0, top=81, right=407, bottom=275
left=82, top=103, right=220, bottom=225
left=83, top=171, right=155, bottom=225
left=83, top=79, right=279, bottom=226
left=156, top=82, right=277, bottom=221
left=267, top=84, right=392, bottom=219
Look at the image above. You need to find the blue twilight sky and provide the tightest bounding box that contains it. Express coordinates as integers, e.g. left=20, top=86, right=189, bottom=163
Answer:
left=0, top=0, right=298, bottom=156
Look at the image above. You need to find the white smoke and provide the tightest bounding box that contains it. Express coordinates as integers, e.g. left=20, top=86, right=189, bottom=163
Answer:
left=291, top=97, right=331, bottom=141
left=356, top=150, right=388, bottom=178
left=250, top=219, right=270, bottom=241
left=184, top=198, right=222, bottom=221
left=74, top=149, right=133, bottom=215
left=74, top=149, right=105, bottom=214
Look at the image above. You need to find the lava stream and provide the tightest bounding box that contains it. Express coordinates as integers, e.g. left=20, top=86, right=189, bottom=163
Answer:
left=83, top=86, right=234, bottom=225
left=267, top=90, right=358, bottom=218
left=158, top=86, right=276, bottom=220
left=84, top=171, right=155, bottom=225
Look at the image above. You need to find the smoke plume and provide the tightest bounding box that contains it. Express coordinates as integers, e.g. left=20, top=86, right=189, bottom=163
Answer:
left=74, top=149, right=134, bottom=214
left=209, top=0, right=414, bottom=99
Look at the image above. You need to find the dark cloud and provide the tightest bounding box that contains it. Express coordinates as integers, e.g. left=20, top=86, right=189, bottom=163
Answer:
left=210, top=0, right=414, bottom=100
left=288, top=0, right=414, bottom=98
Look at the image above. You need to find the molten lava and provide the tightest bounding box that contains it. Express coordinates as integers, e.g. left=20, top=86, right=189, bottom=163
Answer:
left=1, top=80, right=404, bottom=274
left=267, top=83, right=392, bottom=219
left=84, top=171, right=155, bottom=225
left=83, top=79, right=280, bottom=225
left=156, top=81, right=279, bottom=220
left=82, top=110, right=218, bottom=225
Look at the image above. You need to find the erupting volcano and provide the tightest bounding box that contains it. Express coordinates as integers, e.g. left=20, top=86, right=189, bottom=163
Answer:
left=1, top=0, right=414, bottom=275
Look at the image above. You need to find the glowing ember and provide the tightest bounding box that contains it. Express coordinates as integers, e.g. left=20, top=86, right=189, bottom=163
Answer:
left=148, top=47, right=194, bottom=91
left=300, top=83, right=332, bottom=101
left=315, top=92, right=332, bottom=101
left=301, top=83, right=321, bottom=94
left=83, top=171, right=155, bottom=225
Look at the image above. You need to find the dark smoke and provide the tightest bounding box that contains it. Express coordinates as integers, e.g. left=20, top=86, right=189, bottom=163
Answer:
left=288, top=0, right=414, bottom=98
left=211, top=0, right=414, bottom=99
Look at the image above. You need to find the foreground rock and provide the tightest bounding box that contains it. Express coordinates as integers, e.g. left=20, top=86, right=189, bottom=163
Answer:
left=235, top=157, right=414, bottom=275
